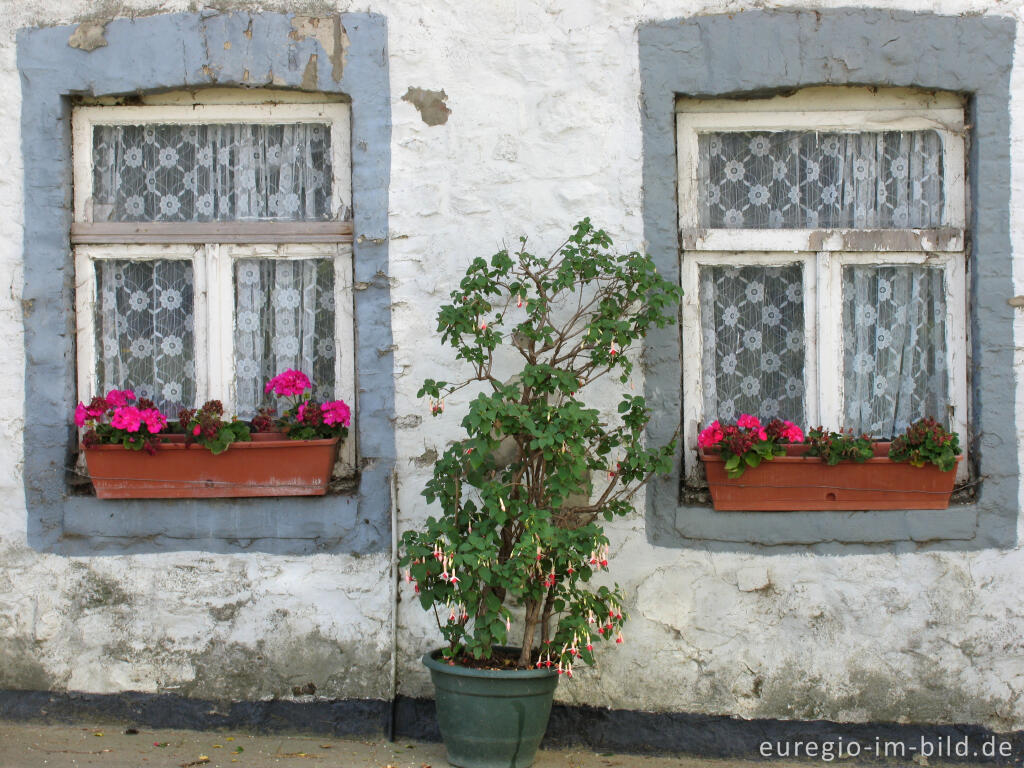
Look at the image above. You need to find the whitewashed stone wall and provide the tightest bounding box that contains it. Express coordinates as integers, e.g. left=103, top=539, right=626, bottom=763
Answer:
left=0, top=0, right=1022, bottom=729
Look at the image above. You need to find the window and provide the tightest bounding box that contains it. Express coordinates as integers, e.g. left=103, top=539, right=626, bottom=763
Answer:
left=71, top=95, right=356, bottom=473
left=677, top=87, right=968, bottom=483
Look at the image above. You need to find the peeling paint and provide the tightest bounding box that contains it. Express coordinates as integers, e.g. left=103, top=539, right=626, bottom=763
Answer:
left=67, top=21, right=107, bottom=52
left=290, top=16, right=347, bottom=83
left=402, top=87, right=451, bottom=126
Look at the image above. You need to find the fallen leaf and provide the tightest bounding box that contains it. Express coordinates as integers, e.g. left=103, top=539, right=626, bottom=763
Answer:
left=319, top=744, right=332, bottom=749
left=154, top=742, right=169, bottom=748
left=93, top=732, right=104, bottom=737
left=233, top=746, right=244, bottom=753
left=226, top=737, right=235, bottom=741
left=179, top=759, right=211, bottom=768
left=213, top=744, right=222, bottom=748
left=125, top=728, right=139, bottom=735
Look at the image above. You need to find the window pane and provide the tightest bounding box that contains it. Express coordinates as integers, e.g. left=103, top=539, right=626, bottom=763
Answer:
left=95, top=259, right=195, bottom=415
left=234, top=259, right=336, bottom=417
left=92, top=124, right=333, bottom=222
left=697, top=131, right=944, bottom=229
left=699, top=264, right=805, bottom=423
left=843, top=265, right=948, bottom=438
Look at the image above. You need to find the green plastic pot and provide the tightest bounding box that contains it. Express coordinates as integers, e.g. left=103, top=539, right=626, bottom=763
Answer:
left=423, top=649, right=559, bottom=768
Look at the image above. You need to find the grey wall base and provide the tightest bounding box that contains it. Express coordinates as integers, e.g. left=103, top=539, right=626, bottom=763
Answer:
left=1, top=689, right=1023, bottom=762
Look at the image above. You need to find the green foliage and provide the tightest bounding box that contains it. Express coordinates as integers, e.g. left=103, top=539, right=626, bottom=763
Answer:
left=888, top=417, right=961, bottom=472
left=805, top=428, right=874, bottom=465
left=178, top=401, right=252, bottom=455
left=401, top=219, right=681, bottom=674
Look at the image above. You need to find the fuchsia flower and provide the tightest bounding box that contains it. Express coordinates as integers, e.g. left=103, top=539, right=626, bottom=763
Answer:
left=74, top=403, right=89, bottom=427
left=697, top=420, right=724, bottom=448
left=110, top=406, right=143, bottom=433
left=264, top=369, right=312, bottom=397
left=321, top=400, right=351, bottom=428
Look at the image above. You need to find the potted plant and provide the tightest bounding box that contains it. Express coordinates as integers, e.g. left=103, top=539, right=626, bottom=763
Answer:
left=698, top=415, right=961, bottom=511
left=400, top=219, right=680, bottom=768
left=77, top=370, right=351, bottom=499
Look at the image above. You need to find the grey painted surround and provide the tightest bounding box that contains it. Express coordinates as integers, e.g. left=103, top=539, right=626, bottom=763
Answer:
left=17, top=12, right=394, bottom=555
left=639, top=9, right=1017, bottom=549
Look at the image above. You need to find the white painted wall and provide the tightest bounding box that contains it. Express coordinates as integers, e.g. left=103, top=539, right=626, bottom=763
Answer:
left=0, top=0, right=1022, bottom=727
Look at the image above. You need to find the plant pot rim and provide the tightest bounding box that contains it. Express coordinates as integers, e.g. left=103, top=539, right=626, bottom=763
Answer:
left=83, top=435, right=339, bottom=452
left=423, top=649, right=559, bottom=680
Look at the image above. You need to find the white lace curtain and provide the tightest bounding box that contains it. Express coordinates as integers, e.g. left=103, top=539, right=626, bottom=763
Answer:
left=699, top=265, right=806, bottom=424
left=92, top=123, right=333, bottom=222
left=697, top=130, right=944, bottom=229
left=95, top=260, right=195, bottom=415
left=842, top=266, right=948, bottom=438
left=234, top=259, right=336, bottom=417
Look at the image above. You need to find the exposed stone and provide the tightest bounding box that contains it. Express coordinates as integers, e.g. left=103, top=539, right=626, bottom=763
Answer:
left=67, top=21, right=107, bottom=52
left=402, top=87, right=451, bottom=126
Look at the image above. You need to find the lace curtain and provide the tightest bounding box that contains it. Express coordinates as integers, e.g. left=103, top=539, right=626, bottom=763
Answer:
left=842, top=266, right=947, bottom=437
left=92, top=123, right=333, bottom=222
left=699, top=265, right=806, bottom=423
left=95, top=260, right=195, bottom=415
left=697, top=130, right=944, bottom=229
left=234, top=259, right=336, bottom=417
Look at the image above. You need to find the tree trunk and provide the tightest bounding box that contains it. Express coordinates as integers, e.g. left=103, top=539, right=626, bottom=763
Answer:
left=518, top=600, right=541, bottom=668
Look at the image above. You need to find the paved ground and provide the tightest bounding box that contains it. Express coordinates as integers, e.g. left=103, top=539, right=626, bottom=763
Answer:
left=0, top=723, right=744, bottom=768
left=0, top=721, right=997, bottom=768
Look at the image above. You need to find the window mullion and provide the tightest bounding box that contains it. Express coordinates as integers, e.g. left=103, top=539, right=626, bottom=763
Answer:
left=816, top=251, right=844, bottom=429
left=946, top=256, right=969, bottom=483
left=192, top=245, right=211, bottom=408
left=74, top=248, right=98, bottom=404
left=680, top=253, right=703, bottom=482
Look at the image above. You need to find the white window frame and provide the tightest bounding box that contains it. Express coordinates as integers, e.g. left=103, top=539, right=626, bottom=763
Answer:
left=677, top=87, right=968, bottom=484
left=71, top=99, right=357, bottom=475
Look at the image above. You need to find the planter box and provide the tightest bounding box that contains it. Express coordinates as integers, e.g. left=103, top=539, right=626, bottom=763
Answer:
left=84, top=434, right=340, bottom=499
left=700, top=444, right=960, bottom=511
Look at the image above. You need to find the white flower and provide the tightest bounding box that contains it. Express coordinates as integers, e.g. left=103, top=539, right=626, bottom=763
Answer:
left=719, top=399, right=735, bottom=419
left=266, top=145, right=282, bottom=165
left=855, top=304, right=878, bottom=327
left=276, top=313, right=296, bottom=334
left=196, top=194, right=214, bottom=217
left=124, top=196, right=146, bottom=217
left=273, top=288, right=301, bottom=310
left=196, top=146, right=214, bottom=166
left=745, top=281, right=764, bottom=303
left=786, top=330, right=804, bottom=351
left=722, top=305, right=740, bottom=326
left=158, top=146, right=178, bottom=168
left=784, top=376, right=803, bottom=397
left=749, top=135, right=771, bottom=157
left=853, top=156, right=869, bottom=180
left=159, top=195, right=181, bottom=218
left=162, top=381, right=182, bottom=401
left=873, top=378, right=888, bottom=396
left=721, top=352, right=737, bottom=375
left=762, top=304, right=782, bottom=326
left=805, top=160, right=820, bottom=182
left=785, top=282, right=802, bottom=304
left=768, top=209, right=784, bottom=228
left=805, top=210, right=819, bottom=228
left=772, top=161, right=788, bottom=181
left=724, top=159, right=745, bottom=182
left=740, top=375, right=761, bottom=397
left=821, top=185, right=839, bottom=205
left=707, top=136, right=722, bottom=157
left=237, top=311, right=260, bottom=333
left=281, top=193, right=300, bottom=214
left=236, top=358, right=259, bottom=379
left=238, top=263, right=261, bottom=286
left=761, top=398, right=779, bottom=418
left=274, top=335, right=300, bottom=357
left=822, top=136, right=841, bottom=157
left=317, top=338, right=335, bottom=358
left=318, top=292, right=336, bottom=311
left=892, top=205, right=909, bottom=227
left=875, top=328, right=893, bottom=350
left=124, top=147, right=143, bottom=168
left=877, top=279, right=892, bottom=300
left=159, top=288, right=183, bottom=310
left=854, top=351, right=874, bottom=374
left=762, top=352, right=781, bottom=373
left=182, top=169, right=198, bottom=192
left=217, top=146, right=233, bottom=166
left=161, top=335, right=183, bottom=356
left=723, top=209, right=744, bottom=227
left=102, top=336, right=118, bottom=358
left=705, top=185, right=721, bottom=205
left=890, top=156, right=908, bottom=179
left=130, top=337, right=154, bottom=358
left=743, top=329, right=762, bottom=350
left=748, top=184, right=769, bottom=206
left=128, top=290, right=149, bottom=312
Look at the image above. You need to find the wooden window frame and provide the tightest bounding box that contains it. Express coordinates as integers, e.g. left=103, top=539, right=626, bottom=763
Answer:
left=71, top=99, right=357, bottom=476
left=676, top=87, right=968, bottom=484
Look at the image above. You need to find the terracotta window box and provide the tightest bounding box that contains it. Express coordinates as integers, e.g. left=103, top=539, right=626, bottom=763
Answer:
left=700, top=444, right=961, bottom=511
left=83, top=433, right=340, bottom=499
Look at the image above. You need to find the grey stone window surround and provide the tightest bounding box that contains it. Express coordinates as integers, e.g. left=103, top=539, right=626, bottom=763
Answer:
left=17, top=12, right=394, bottom=556
left=639, top=9, right=1017, bottom=549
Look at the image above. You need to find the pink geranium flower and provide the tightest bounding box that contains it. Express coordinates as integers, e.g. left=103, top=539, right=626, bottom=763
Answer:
left=321, top=400, right=351, bottom=428
left=105, top=389, right=136, bottom=408
left=736, top=414, right=762, bottom=430
left=264, top=370, right=312, bottom=397
left=110, top=406, right=142, bottom=433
